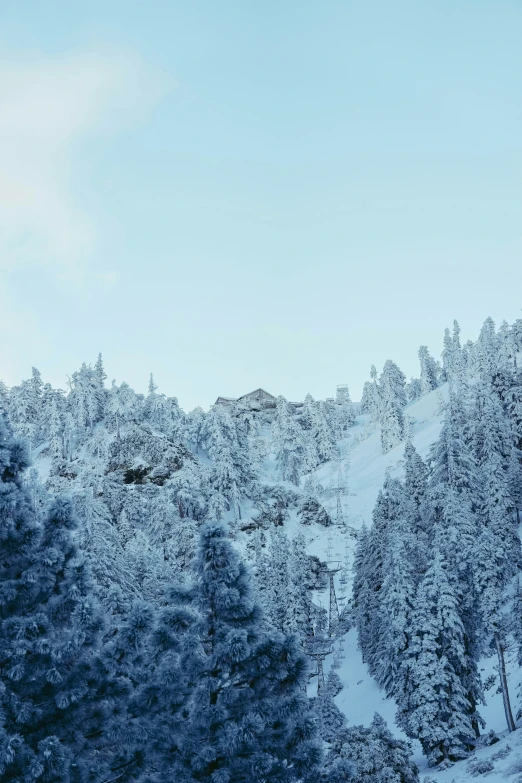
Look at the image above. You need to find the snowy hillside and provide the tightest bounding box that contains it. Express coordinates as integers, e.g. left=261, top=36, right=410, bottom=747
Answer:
left=3, top=316, right=522, bottom=781
left=300, top=383, right=522, bottom=781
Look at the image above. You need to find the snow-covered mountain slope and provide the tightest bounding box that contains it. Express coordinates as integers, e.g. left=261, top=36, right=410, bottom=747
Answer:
left=27, top=373, right=522, bottom=781
left=268, top=384, right=522, bottom=782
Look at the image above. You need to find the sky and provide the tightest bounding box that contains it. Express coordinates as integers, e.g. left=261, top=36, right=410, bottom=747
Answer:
left=1, top=0, right=522, bottom=410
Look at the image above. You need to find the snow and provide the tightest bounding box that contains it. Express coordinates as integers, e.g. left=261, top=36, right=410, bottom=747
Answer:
left=288, top=383, right=522, bottom=782
left=27, top=377, right=522, bottom=781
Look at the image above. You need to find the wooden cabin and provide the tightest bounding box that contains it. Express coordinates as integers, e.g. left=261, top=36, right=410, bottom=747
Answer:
left=214, top=388, right=304, bottom=410
left=215, top=388, right=277, bottom=409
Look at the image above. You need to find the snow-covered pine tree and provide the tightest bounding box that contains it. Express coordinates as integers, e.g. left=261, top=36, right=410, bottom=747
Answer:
left=300, top=393, right=317, bottom=432
left=379, top=360, right=407, bottom=453
left=505, top=376, right=522, bottom=453
left=418, top=345, right=439, bottom=396
left=323, top=713, right=418, bottom=783
left=274, top=396, right=305, bottom=486
left=185, top=406, right=205, bottom=453
left=305, top=400, right=337, bottom=464
left=334, top=384, right=355, bottom=435
left=76, top=489, right=135, bottom=607
left=476, top=317, right=499, bottom=382
left=473, top=525, right=516, bottom=732
left=373, top=519, right=416, bottom=699
left=68, top=363, right=99, bottom=435
left=380, top=360, right=407, bottom=408
left=287, top=532, right=314, bottom=640
left=0, top=418, right=108, bottom=781
left=298, top=495, right=332, bottom=527
left=147, top=491, right=179, bottom=562
left=202, top=404, right=255, bottom=513
left=264, top=525, right=292, bottom=632
left=397, top=551, right=479, bottom=766
left=93, top=353, right=107, bottom=421
left=403, top=440, right=430, bottom=574
left=379, top=396, right=405, bottom=454
left=0, top=379, right=9, bottom=419
left=8, top=378, right=40, bottom=450
left=428, top=391, right=484, bottom=732
left=209, top=430, right=238, bottom=509
left=360, top=365, right=381, bottom=423
left=473, top=383, right=521, bottom=577
left=352, top=523, right=371, bottom=652
left=24, top=466, right=48, bottom=519
left=313, top=669, right=345, bottom=744
left=442, top=321, right=464, bottom=387
left=171, top=523, right=322, bottom=782
left=107, top=381, right=138, bottom=440
left=353, top=478, right=405, bottom=672
left=407, top=377, right=423, bottom=402
left=48, top=395, right=64, bottom=468
left=472, top=383, right=521, bottom=731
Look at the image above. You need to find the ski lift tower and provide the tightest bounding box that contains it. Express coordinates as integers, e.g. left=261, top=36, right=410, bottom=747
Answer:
left=306, top=637, right=333, bottom=695
left=321, top=562, right=342, bottom=637
left=330, top=442, right=348, bottom=528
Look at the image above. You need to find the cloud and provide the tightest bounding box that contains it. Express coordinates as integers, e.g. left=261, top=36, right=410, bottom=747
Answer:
left=0, top=51, right=165, bottom=272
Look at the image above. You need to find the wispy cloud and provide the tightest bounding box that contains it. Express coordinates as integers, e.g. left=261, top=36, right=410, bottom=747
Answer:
left=0, top=51, right=165, bottom=272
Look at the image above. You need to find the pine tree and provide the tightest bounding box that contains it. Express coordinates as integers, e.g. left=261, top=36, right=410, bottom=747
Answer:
left=265, top=525, right=292, bottom=632
left=323, top=714, right=418, bottom=783
left=48, top=396, right=64, bottom=468
left=473, top=384, right=521, bottom=575
left=398, top=552, right=478, bottom=766
left=274, top=396, right=305, bottom=486
left=334, top=385, right=355, bottom=435
left=24, top=466, right=48, bottom=520
left=407, top=377, right=423, bottom=402
left=476, top=317, right=499, bottom=381
left=0, top=379, right=10, bottom=419
left=472, top=383, right=520, bottom=731
left=380, top=360, right=407, bottom=408
left=418, top=346, right=439, bottom=395
left=442, top=322, right=464, bottom=387
left=147, top=492, right=179, bottom=562
left=298, top=496, right=333, bottom=527
left=203, top=405, right=255, bottom=507
left=353, top=479, right=406, bottom=672
left=171, top=523, right=322, bottom=782
left=360, top=366, right=381, bottom=423
left=0, top=418, right=108, bottom=781
left=313, top=669, right=345, bottom=744
left=185, top=406, right=206, bottom=453
left=76, top=489, right=135, bottom=606
left=287, top=533, right=313, bottom=640
left=93, top=353, right=107, bottom=421
left=314, top=402, right=337, bottom=462
left=428, top=392, right=484, bottom=733
left=107, top=381, right=138, bottom=439
left=473, top=526, right=516, bottom=732
left=373, top=521, right=416, bottom=699
left=380, top=397, right=404, bottom=453
left=8, top=378, right=40, bottom=449
left=379, top=360, right=407, bottom=453
left=403, top=440, right=430, bottom=573
left=352, top=524, right=374, bottom=662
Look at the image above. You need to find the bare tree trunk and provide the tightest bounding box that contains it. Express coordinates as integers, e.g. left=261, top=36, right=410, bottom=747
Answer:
left=495, top=632, right=516, bottom=732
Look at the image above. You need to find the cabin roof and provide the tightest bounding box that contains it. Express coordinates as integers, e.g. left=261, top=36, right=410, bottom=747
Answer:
left=215, top=388, right=277, bottom=406
left=237, top=388, right=276, bottom=400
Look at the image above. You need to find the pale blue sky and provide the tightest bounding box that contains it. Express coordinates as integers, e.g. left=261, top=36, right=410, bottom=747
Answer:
left=1, top=1, right=522, bottom=409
